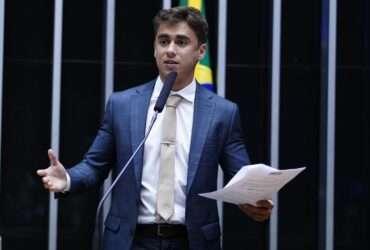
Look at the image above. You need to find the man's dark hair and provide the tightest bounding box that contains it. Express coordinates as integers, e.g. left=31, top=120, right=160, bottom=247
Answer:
left=153, top=6, right=208, bottom=44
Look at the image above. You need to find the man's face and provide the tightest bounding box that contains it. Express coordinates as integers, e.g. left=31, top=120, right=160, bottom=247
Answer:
left=154, top=22, right=206, bottom=86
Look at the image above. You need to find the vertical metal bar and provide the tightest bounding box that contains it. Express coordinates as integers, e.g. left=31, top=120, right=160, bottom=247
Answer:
left=319, top=0, right=336, bottom=249
left=325, top=0, right=336, bottom=249
left=216, top=0, right=227, bottom=244
left=101, top=0, right=116, bottom=233
left=269, top=0, right=282, bottom=250
left=49, top=0, right=63, bottom=250
left=162, top=0, right=172, bottom=9
left=0, top=0, right=5, bottom=194
left=217, top=0, right=227, bottom=98
left=319, top=1, right=329, bottom=249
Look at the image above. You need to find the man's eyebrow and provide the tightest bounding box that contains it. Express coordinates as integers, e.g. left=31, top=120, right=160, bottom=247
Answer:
left=175, top=35, right=190, bottom=41
left=156, top=34, right=191, bottom=40
left=157, top=34, right=170, bottom=39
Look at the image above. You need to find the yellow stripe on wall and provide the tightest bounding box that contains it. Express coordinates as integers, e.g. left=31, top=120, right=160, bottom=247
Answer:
left=188, top=0, right=202, bottom=10
left=195, top=63, right=213, bottom=83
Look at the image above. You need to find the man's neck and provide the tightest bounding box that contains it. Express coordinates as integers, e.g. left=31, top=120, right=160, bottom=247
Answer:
left=172, top=81, right=190, bottom=91
left=162, top=74, right=194, bottom=91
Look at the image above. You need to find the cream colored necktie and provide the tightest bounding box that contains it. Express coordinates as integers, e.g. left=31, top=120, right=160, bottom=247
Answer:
left=156, top=95, right=183, bottom=221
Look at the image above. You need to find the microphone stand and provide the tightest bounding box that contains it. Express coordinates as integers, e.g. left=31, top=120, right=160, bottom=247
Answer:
left=92, top=111, right=159, bottom=250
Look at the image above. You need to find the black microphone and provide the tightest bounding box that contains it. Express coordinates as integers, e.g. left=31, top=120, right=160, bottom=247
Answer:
left=92, top=71, right=177, bottom=250
left=154, top=71, right=178, bottom=113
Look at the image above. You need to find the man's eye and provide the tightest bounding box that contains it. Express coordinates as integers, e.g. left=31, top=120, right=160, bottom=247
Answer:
left=176, top=40, right=187, bottom=46
left=159, top=40, right=169, bottom=46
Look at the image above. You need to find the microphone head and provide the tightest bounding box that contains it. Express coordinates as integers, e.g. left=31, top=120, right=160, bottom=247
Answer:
left=154, top=72, right=178, bottom=113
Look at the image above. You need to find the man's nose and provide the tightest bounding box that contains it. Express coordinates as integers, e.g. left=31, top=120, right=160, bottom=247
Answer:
left=166, top=42, right=176, bottom=56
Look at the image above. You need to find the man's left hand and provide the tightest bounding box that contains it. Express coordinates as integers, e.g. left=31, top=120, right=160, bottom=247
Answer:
left=238, top=200, right=274, bottom=222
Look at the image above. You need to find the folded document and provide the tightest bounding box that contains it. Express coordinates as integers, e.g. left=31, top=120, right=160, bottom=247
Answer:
left=199, top=164, right=306, bottom=205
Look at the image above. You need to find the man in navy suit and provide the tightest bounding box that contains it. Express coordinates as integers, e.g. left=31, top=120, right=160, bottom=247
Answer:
left=37, top=6, right=273, bottom=250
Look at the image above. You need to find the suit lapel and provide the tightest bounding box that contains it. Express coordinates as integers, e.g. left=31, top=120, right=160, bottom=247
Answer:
left=187, top=85, right=215, bottom=194
left=130, top=81, right=155, bottom=188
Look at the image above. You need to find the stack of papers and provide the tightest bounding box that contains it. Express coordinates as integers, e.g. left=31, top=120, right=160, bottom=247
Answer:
left=199, top=164, right=306, bottom=205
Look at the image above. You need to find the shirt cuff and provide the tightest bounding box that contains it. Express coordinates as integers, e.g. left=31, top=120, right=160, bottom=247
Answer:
left=63, top=172, right=71, bottom=192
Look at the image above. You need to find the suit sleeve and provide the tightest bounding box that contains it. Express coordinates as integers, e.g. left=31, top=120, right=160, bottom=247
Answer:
left=66, top=95, right=116, bottom=193
left=219, top=104, right=250, bottom=180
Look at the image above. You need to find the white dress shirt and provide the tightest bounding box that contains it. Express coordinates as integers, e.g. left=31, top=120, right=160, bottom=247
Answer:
left=137, top=76, right=195, bottom=224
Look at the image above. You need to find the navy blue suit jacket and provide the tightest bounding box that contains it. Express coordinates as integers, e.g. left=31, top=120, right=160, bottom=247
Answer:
left=67, top=80, right=250, bottom=250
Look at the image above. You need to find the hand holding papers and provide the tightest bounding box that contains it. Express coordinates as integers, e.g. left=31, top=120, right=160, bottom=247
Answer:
left=199, top=164, right=306, bottom=205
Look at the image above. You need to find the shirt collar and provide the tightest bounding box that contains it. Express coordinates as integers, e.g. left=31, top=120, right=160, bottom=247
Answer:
left=151, top=76, right=196, bottom=103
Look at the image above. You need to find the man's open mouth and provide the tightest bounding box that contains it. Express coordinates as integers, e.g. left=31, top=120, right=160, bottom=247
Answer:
left=164, top=60, right=179, bottom=65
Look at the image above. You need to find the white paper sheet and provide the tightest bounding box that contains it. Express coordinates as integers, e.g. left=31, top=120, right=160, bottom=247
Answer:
left=199, top=164, right=306, bottom=205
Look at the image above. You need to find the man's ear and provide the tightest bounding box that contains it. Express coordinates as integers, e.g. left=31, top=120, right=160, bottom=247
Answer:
left=198, top=43, right=207, bottom=60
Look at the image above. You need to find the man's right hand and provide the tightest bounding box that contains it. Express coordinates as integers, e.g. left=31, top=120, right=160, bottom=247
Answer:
left=37, top=149, right=67, bottom=192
